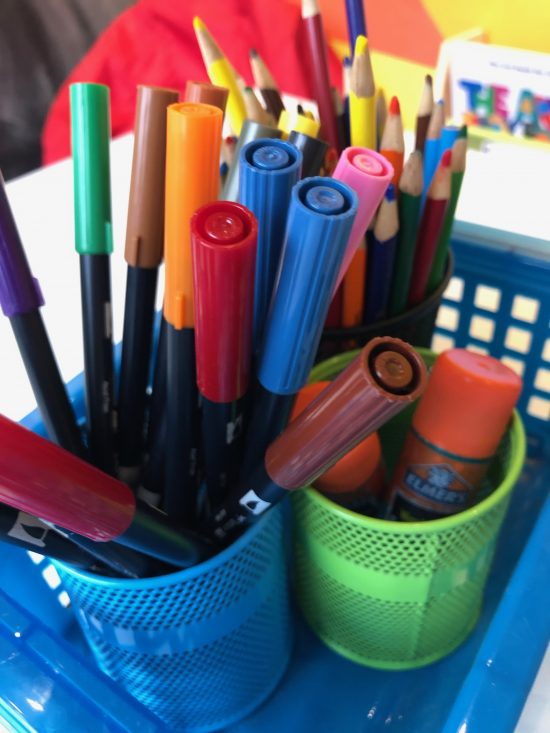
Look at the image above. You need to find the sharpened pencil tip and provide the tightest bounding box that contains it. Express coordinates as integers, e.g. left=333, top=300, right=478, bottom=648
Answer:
left=193, top=16, right=205, bottom=33
left=441, top=149, right=452, bottom=167
left=354, top=35, right=368, bottom=57
left=249, top=48, right=258, bottom=58
left=389, top=96, right=400, bottom=115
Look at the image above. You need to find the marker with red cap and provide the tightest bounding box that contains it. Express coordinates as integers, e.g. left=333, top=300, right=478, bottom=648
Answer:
left=0, top=415, right=210, bottom=568
left=408, top=149, right=452, bottom=306
left=332, top=146, right=393, bottom=290
left=204, top=338, right=428, bottom=543
left=389, top=349, right=522, bottom=520
left=191, top=201, right=258, bottom=508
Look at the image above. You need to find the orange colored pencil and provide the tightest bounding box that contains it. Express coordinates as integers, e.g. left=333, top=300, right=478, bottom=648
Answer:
left=379, top=96, right=405, bottom=189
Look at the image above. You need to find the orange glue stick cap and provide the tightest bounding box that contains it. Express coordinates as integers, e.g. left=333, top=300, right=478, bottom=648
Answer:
left=413, top=349, right=522, bottom=459
left=290, top=381, right=384, bottom=497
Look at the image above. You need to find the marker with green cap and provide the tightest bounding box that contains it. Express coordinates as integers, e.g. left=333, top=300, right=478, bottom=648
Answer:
left=70, top=82, right=115, bottom=475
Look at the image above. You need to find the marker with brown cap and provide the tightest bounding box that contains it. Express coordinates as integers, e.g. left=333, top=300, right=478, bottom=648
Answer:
left=389, top=349, right=522, bottom=520
left=202, top=337, right=427, bottom=543
left=117, top=85, right=179, bottom=485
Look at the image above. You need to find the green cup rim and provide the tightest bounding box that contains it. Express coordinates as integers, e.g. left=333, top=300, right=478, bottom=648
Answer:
left=305, top=347, right=527, bottom=535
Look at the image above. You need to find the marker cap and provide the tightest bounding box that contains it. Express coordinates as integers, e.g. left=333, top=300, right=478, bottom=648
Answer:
left=287, top=130, right=328, bottom=178
left=332, top=146, right=393, bottom=289
left=278, top=109, right=320, bottom=139
left=184, top=80, right=229, bottom=113
left=164, top=102, right=223, bottom=329
left=191, top=201, right=258, bottom=402
left=125, top=85, right=179, bottom=268
left=0, top=415, right=135, bottom=541
left=221, top=119, right=283, bottom=202
left=239, top=138, right=302, bottom=349
left=265, top=337, right=427, bottom=490
left=413, top=349, right=522, bottom=459
left=258, top=176, right=358, bottom=395
left=290, top=381, right=383, bottom=495
left=70, top=83, right=113, bottom=255
left=0, top=173, right=44, bottom=316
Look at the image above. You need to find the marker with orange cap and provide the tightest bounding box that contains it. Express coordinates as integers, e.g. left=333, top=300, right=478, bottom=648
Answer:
left=163, top=102, right=223, bottom=524
left=290, top=381, right=385, bottom=514
left=191, top=201, right=258, bottom=509
left=408, top=149, right=452, bottom=306
left=388, top=349, right=522, bottom=521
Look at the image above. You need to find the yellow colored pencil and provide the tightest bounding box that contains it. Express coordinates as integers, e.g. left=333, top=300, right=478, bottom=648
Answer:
left=349, top=35, right=376, bottom=149
left=193, top=17, right=246, bottom=135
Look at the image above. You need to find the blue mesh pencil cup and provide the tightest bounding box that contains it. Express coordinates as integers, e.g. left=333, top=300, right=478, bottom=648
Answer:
left=55, top=505, right=292, bottom=732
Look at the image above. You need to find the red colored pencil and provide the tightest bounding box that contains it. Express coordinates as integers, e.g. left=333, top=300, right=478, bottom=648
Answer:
left=408, top=149, right=452, bottom=306
left=302, top=0, right=339, bottom=150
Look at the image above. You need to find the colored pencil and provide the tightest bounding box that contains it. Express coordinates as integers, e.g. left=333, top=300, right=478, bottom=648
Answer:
left=349, top=35, right=376, bottom=150
left=249, top=48, right=285, bottom=121
left=364, top=184, right=399, bottom=322
left=379, top=96, right=405, bottom=189
left=388, top=150, right=423, bottom=316
left=421, top=99, right=445, bottom=206
left=345, top=0, right=368, bottom=48
left=409, top=149, right=452, bottom=306
left=301, top=0, right=340, bottom=150
left=243, top=86, right=273, bottom=126
left=427, top=126, right=468, bottom=291
left=193, top=16, right=246, bottom=135
left=415, top=74, right=433, bottom=153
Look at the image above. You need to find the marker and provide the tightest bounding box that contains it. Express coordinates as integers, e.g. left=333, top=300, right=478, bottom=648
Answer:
left=409, top=150, right=452, bottom=306
left=221, top=119, right=282, bottom=202
left=191, top=201, right=258, bottom=508
left=287, top=131, right=328, bottom=178
left=70, top=82, right=115, bottom=474
left=290, top=381, right=385, bottom=514
left=388, top=349, right=522, bottom=520
left=184, top=80, right=229, bottom=112
left=238, top=138, right=302, bottom=350
left=364, top=184, right=399, bottom=323
left=204, top=338, right=428, bottom=543
left=332, top=146, right=393, bottom=291
left=163, top=102, right=223, bottom=523
left=0, top=415, right=211, bottom=568
left=278, top=109, right=320, bottom=140
left=0, top=173, right=84, bottom=457
left=239, top=177, right=358, bottom=482
left=117, top=85, right=179, bottom=485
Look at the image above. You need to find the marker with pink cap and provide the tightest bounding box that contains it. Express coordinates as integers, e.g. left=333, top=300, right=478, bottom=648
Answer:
left=332, top=146, right=393, bottom=290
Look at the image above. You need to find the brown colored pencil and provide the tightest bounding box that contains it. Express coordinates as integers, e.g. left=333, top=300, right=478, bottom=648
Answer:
left=249, top=48, right=285, bottom=121
left=415, top=74, right=433, bottom=153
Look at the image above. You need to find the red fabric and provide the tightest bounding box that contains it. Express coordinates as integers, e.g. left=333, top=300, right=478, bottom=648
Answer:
left=42, top=0, right=342, bottom=164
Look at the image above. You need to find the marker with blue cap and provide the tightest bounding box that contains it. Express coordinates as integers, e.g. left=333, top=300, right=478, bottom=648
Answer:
left=238, top=176, right=358, bottom=483
left=238, top=138, right=302, bottom=351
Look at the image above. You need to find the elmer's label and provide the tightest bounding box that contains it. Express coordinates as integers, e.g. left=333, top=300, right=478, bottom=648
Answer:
left=391, top=428, right=491, bottom=520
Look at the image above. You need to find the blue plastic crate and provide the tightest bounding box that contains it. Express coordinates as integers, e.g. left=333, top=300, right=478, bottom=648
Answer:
left=3, top=234, right=549, bottom=733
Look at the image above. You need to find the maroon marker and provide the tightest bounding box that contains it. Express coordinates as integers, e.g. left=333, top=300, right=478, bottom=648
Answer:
left=202, top=337, right=428, bottom=542
left=0, top=415, right=210, bottom=568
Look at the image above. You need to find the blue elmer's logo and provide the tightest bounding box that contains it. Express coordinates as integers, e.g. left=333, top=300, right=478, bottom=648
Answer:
left=404, top=464, right=473, bottom=507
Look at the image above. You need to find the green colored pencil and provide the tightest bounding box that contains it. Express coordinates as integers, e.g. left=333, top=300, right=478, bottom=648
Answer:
left=427, top=126, right=467, bottom=291
left=387, top=151, right=423, bottom=316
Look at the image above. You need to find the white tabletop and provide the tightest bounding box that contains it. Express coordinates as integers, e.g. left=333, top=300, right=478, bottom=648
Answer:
left=1, top=133, right=549, bottom=732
